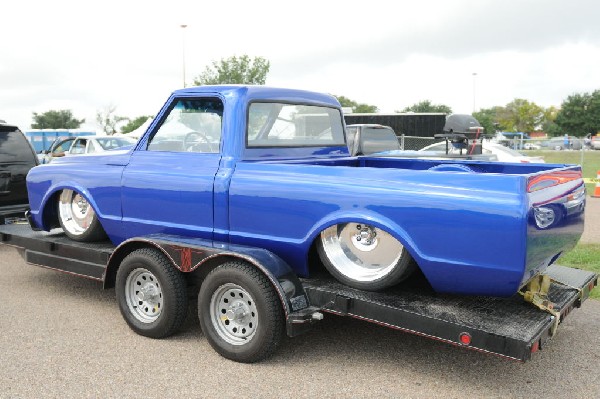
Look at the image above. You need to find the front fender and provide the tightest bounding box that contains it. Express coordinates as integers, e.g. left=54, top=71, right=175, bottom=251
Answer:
left=35, top=182, right=100, bottom=232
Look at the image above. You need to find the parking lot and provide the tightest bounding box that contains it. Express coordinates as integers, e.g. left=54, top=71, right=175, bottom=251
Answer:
left=1, top=234, right=599, bottom=398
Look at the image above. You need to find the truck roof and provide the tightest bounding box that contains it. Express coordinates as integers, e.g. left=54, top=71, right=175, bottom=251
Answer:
left=172, top=85, right=341, bottom=108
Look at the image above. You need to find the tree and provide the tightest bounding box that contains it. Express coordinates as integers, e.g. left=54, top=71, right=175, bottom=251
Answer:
left=496, top=99, right=544, bottom=133
left=398, top=100, right=452, bottom=114
left=31, top=110, right=84, bottom=129
left=555, top=90, right=600, bottom=137
left=334, top=95, right=378, bottom=113
left=472, top=106, right=505, bottom=136
left=121, top=116, right=152, bottom=134
left=96, top=105, right=128, bottom=135
left=193, top=55, right=270, bottom=85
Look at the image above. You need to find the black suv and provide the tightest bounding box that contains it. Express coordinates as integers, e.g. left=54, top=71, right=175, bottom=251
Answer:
left=0, top=122, right=39, bottom=223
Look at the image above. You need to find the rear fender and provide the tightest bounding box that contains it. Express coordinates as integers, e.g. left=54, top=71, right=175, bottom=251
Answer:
left=104, top=234, right=310, bottom=320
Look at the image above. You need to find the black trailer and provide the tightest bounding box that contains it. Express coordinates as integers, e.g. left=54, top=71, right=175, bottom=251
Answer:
left=0, top=224, right=597, bottom=363
left=343, top=113, right=446, bottom=138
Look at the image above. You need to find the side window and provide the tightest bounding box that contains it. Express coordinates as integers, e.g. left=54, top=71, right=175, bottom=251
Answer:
left=52, top=138, right=75, bottom=156
left=148, top=98, right=223, bottom=153
left=70, top=139, right=87, bottom=154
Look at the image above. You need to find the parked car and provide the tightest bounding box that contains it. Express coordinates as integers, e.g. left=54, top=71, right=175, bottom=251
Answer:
left=40, top=135, right=138, bottom=164
left=523, top=143, right=541, bottom=150
left=591, top=135, right=600, bottom=150
left=0, top=122, right=39, bottom=223
left=420, top=141, right=545, bottom=163
left=345, top=124, right=400, bottom=155
left=540, top=136, right=583, bottom=151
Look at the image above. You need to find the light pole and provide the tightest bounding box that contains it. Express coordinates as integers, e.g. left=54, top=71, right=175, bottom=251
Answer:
left=472, top=72, right=477, bottom=113
left=181, top=24, right=188, bottom=88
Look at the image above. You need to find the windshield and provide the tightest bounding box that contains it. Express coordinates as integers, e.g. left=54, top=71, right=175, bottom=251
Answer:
left=247, top=103, right=345, bottom=147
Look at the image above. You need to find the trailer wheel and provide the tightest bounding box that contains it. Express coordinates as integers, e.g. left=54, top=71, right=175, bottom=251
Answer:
left=116, top=248, right=188, bottom=339
left=317, top=223, right=415, bottom=291
left=58, top=189, right=106, bottom=242
left=198, top=261, right=285, bottom=363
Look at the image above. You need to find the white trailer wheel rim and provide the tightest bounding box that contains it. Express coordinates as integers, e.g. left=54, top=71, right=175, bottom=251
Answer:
left=125, top=268, right=163, bottom=323
left=210, top=283, right=258, bottom=345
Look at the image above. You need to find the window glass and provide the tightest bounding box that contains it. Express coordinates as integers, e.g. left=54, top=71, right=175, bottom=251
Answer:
left=247, top=103, right=344, bottom=147
left=148, top=98, right=223, bottom=153
left=0, top=126, right=36, bottom=164
left=70, top=139, right=87, bottom=154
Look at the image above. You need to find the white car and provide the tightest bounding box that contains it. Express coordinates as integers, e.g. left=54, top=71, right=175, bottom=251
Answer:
left=40, top=135, right=137, bottom=164
left=420, top=141, right=545, bottom=163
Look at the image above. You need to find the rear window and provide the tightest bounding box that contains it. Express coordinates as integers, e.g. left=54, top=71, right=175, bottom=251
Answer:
left=247, top=103, right=345, bottom=147
left=0, top=125, right=37, bottom=165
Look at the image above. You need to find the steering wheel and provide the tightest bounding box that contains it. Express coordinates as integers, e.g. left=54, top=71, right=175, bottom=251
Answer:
left=183, top=131, right=214, bottom=152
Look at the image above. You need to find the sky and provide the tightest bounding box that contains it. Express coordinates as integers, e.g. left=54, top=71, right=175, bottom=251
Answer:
left=2, top=0, right=600, bottom=132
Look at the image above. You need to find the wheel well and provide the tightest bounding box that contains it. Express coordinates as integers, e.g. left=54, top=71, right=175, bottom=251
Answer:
left=42, top=190, right=61, bottom=230
left=105, top=243, right=288, bottom=316
left=308, top=221, right=422, bottom=275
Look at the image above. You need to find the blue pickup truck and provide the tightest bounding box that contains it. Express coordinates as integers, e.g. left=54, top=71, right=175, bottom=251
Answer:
left=12, top=85, right=594, bottom=363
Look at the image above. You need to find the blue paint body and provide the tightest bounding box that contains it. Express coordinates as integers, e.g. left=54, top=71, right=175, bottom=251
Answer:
left=26, top=85, right=585, bottom=297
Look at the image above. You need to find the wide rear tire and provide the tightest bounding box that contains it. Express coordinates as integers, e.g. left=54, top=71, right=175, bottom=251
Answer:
left=317, top=223, right=415, bottom=291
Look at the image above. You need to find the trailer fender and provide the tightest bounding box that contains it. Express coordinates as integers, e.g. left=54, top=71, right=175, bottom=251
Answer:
left=104, top=234, right=310, bottom=319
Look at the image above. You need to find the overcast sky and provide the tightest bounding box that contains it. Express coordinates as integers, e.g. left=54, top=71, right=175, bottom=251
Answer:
left=2, top=0, right=600, bottom=131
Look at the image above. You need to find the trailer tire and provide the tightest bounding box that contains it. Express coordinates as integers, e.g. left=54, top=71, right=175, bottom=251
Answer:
left=198, top=261, right=285, bottom=363
left=116, top=248, right=188, bottom=339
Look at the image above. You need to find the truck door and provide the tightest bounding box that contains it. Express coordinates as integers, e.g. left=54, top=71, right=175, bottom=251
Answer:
left=121, top=97, right=223, bottom=239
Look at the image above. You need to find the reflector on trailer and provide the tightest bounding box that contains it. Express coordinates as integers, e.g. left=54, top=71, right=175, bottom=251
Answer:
left=459, top=332, right=471, bottom=345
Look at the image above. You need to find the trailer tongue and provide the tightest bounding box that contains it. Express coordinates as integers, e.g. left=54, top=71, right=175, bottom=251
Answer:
left=0, top=224, right=597, bottom=362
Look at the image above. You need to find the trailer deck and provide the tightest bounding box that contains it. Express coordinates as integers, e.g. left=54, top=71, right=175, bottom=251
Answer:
left=1, top=224, right=597, bottom=362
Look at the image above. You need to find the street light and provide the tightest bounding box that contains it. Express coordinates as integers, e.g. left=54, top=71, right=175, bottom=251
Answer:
left=472, top=72, right=477, bottom=113
left=181, top=24, right=188, bottom=88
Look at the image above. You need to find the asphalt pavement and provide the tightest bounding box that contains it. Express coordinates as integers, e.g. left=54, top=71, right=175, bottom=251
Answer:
left=0, top=242, right=599, bottom=398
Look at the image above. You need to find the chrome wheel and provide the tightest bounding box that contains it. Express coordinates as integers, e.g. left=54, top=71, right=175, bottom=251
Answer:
left=124, top=268, right=163, bottom=323
left=58, top=189, right=96, bottom=236
left=319, top=223, right=404, bottom=283
left=533, top=206, right=557, bottom=229
left=210, top=283, right=258, bottom=345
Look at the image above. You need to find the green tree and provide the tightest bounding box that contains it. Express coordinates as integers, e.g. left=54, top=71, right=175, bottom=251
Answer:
left=555, top=90, right=600, bottom=137
left=31, top=110, right=84, bottom=129
left=334, top=95, right=378, bottom=113
left=96, top=105, right=128, bottom=135
left=193, top=55, right=270, bottom=85
left=397, top=100, right=452, bottom=114
left=496, top=99, right=544, bottom=133
left=472, top=106, right=505, bottom=136
left=121, top=116, right=152, bottom=134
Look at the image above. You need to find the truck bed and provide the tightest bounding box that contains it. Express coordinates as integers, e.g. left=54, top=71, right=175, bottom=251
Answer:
left=0, top=223, right=596, bottom=362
